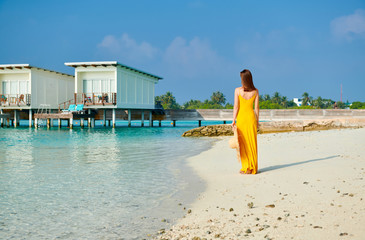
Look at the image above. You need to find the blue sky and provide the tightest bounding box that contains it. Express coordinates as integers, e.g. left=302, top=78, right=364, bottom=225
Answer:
left=1, top=0, right=365, bottom=104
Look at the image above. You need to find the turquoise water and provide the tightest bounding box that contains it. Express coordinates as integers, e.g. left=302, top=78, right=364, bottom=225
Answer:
left=0, top=126, right=216, bottom=239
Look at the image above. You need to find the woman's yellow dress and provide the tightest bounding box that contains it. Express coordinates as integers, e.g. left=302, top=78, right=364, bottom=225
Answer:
left=236, top=93, right=258, bottom=174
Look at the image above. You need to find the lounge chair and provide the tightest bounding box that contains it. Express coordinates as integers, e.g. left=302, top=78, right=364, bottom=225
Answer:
left=17, top=94, right=25, bottom=105
left=62, top=104, right=76, bottom=113
left=75, top=104, right=85, bottom=114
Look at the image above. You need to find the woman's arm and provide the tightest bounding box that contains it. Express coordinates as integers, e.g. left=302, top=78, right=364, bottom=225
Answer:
left=232, top=88, right=240, bottom=128
left=254, top=89, right=260, bottom=126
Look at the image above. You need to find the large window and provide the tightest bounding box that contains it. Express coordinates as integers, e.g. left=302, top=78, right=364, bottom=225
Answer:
left=83, top=79, right=115, bottom=94
left=2, top=80, right=29, bottom=96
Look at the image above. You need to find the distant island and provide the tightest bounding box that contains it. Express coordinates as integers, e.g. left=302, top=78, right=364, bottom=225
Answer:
left=155, top=91, right=365, bottom=110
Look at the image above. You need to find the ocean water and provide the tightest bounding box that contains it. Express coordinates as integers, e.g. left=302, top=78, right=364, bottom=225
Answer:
left=0, top=124, right=218, bottom=239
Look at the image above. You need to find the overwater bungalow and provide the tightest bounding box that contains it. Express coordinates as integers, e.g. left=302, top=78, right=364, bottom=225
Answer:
left=64, top=61, right=163, bottom=127
left=0, top=64, right=74, bottom=126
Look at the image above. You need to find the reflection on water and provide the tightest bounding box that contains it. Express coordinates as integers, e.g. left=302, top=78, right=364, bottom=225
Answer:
left=0, top=127, right=215, bottom=239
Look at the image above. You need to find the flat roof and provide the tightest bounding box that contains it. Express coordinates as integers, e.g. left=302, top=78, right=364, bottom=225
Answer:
left=65, top=61, right=163, bottom=80
left=0, top=64, right=74, bottom=77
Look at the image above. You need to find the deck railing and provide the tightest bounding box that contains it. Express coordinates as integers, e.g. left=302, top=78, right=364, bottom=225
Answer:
left=0, top=94, right=31, bottom=107
left=58, top=92, right=116, bottom=112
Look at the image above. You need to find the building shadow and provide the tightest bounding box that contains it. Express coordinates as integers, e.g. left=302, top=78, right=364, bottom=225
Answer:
left=259, top=155, right=340, bottom=173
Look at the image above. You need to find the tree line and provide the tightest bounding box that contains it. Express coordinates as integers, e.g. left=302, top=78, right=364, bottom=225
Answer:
left=155, top=91, right=365, bottom=110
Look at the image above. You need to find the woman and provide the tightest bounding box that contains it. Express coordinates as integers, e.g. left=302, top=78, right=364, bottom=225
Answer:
left=231, top=69, right=259, bottom=174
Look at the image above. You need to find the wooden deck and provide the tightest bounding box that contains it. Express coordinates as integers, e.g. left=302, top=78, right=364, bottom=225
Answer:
left=34, top=112, right=95, bottom=119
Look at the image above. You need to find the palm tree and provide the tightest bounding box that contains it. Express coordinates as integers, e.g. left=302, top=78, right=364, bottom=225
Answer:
left=263, top=94, right=271, bottom=101
left=313, top=96, right=324, bottom=109
left=272, top=92, right=281, bottom=104
left=211, top=91, right=226, bottom=105
left=281, top=96, right=288, bottom=108
left=302, top=92, right=310, bottom=106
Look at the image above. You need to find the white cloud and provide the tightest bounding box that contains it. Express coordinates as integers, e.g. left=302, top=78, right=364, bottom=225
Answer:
left=331, top=9, right=365, bottom=40
left=163, top=37, right=225, bottom=78
left=98, top=33, right=159, bottom=62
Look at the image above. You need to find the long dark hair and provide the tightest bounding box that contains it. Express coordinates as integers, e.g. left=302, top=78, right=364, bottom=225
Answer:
left=240, top=69, right=256, bottom=91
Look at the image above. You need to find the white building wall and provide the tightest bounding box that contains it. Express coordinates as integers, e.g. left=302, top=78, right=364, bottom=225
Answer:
left=30, top=69, right=74, bottom=109
left=116, top=67, right=157, bottom=109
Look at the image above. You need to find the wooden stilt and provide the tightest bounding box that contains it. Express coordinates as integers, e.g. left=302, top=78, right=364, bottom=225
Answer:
left=70, top=118, right=73, bottom=129
left=149, top=111, right=153, bottom=127
left=47, top=119, right=50, bottom=129
left=173, top=120, right=176, bottom=127
left=103, top=109, right=106, bottom=127
left=81, top=118, right=84, bottom=128
left=35, top=118, right=38, bottom=129
left=58, top=119, right=61, bottom=128
left=128, top=109, right=131, bottom=127
left=223, top=120, right=226, bottom=124
left=159, top=120, right=161, bottom=127
left=198, top=120, right=201, bottom=127
left=141, top=111, right=144, bottom=127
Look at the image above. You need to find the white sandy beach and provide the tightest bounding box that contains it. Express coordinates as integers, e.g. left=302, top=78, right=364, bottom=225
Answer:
left=155, top=128, right=365, bottom=240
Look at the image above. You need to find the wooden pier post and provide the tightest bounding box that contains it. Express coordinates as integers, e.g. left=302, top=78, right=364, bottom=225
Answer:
left=88, top=109, right=91, bottom=127
left=81, top=118, right=84, bottom=128
left=14, top=110, right=18, bottom=128
left=91, top=118, right=95, bottom=128
left=7, top=118, right=10, bottom=128
left=50, top=119, right=54, bottom=127
left=128, top=109, right=131, bottom=127
left=46, top=119, right=50, bottom=129
left=198, top=120, right=201, bottom=127
left=70, top=118, right=73, bottom=129
left=173, top=120, right=176, bottom=127
left=223, top=120, right=226, bottom=124
left=58, top=119, right=61, bottom=128
left=141, top=111, right=144, bottom=127
left=149, top=111, right=153, bottom=127
left=29, top=109, right=32, bottom=127
left=103, top=109, right=106, bottom=127
left=0, top=109, right=3, bottom=127
left=108, top=120, right=111, bottom=126
left=112, top=109, right=116, bottom=128
left=159, top=120, right=161, bottom=127
left=35, top=118, right=38, bottom=129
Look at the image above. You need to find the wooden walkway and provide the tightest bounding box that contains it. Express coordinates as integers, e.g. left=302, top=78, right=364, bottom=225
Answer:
left=34, top=112, right=96, bottom=129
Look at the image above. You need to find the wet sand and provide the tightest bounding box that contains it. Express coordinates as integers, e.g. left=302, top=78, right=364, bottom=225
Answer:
left=155, top=128, right=365, bottom=240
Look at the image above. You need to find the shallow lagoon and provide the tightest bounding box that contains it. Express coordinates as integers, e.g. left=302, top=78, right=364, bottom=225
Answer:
left=0, top=125, right=217, bottom=239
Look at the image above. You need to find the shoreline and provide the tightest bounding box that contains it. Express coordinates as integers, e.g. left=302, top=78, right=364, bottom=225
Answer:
left=155, top=128, right=365, bottom=239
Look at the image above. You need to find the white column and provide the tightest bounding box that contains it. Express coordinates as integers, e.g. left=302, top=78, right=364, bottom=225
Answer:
left=70, top=118, right=73, bottom=129
left=58, top=119, right=61, bottom=128
left=81, top=118, right=84, bottom=128
left=88, top=109, right=91, bottom=127
left=141, top=111, right=144, bottom=127
left=128, top=109, right=131, bottom=127
left=35, top=118, right=38, bottom=129
left=51, top=118, right=54, bottom=127
left=1, top=109, right=3, bottom=127
left=29, top=109, right=32, bottom=127
left=91, top=118, right=95, bottom=128
left=112, top=108, right=116, bottom=128
left=14, top=110, right=18, bottom=128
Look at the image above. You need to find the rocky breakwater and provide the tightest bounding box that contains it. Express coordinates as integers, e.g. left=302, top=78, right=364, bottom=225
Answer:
left=182, top=118, right=365, bottom=137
